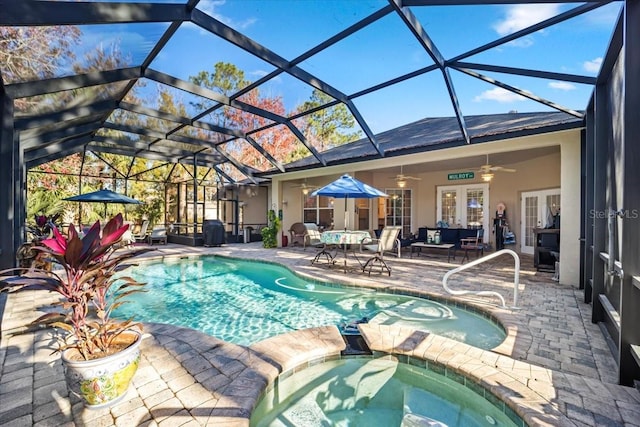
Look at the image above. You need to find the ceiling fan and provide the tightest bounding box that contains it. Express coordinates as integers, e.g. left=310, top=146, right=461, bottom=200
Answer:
left=477, top=155, right=516, bottom=181
left=293, top=181, right=316, bottom=195
left=390, top=166, right=421, bottom=188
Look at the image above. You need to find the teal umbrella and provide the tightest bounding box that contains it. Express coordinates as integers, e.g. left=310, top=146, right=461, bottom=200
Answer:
left=64, top=189, right=141, bottom=219
left=311, top=174, right=388, bottom=230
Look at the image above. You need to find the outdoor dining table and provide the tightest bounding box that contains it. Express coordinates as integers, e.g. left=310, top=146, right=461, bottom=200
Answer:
left=311, top=230, right=371, bottom=273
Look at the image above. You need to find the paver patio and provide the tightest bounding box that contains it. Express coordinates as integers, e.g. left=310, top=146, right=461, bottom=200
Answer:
left=1, top=243, right=639, bottom=426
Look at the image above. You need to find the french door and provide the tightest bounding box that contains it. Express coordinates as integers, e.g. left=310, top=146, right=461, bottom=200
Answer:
left=520, top=188, right=560, bottom=254
left=436, top=184, right=489, bottom=234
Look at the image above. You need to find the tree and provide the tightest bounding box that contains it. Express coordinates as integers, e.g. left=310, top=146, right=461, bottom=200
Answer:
left=1, top=26, right=81, bottom=112
left=296, top=89, right=362, bottom=152
left=189, top=62, right=250, bottom=133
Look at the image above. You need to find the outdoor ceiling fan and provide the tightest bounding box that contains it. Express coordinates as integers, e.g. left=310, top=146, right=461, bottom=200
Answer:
left=477, top=155, right=516, bottom=181
left=293, top=181, right=316, bottom=195
left=390, top=166, right=421, bottom=188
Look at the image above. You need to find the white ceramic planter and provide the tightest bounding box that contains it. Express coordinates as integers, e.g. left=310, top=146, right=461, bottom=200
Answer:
left=61, top=330, right=142, bottom=408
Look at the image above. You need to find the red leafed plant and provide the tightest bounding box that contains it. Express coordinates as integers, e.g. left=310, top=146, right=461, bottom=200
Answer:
left=0, top=214, right=151, bottom=360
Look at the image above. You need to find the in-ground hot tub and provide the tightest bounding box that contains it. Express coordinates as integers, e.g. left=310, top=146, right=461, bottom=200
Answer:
left=250, top=357, right=523, bottom=426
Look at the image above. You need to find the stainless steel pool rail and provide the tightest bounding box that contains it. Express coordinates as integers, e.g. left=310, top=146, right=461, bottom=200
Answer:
left=442, top=249, right=521, bottom=309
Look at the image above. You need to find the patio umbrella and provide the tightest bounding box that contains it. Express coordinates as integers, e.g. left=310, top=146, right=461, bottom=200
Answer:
left=64, top=189, right=142, bottom=219
left=311, top=174, right=388, bottom=230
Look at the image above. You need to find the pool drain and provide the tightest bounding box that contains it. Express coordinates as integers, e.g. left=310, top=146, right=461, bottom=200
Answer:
left=485, top=415, right=496, bottom=425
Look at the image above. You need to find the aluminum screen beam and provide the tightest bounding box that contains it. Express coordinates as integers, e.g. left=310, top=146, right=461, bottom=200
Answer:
left=0, top=1, right=190, bottom=26
left=15, top=100, right=117, bottom=131
left=6, top=67, right=141, bottom=99
left=452, top=62, right=597, bottom=85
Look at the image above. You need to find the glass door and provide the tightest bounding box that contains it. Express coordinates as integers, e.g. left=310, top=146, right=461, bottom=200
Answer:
left=355, top=198, right=370, bottom=231
left=437, top=184, right=489, bottom=232
left=520, top=188, right=560, bottom=254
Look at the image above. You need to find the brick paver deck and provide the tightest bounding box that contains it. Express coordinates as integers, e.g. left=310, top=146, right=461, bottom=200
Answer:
left=1, top=243, right=639, bottom=426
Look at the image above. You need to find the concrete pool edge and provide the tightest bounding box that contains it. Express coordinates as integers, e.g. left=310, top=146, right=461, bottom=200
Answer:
left=140, top=322, right=571, bottom=427
left=133, top=251, right=522, bottom=355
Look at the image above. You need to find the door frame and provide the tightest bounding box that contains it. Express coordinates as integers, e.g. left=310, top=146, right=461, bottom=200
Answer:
left=520, top=188, right=561, bottom=254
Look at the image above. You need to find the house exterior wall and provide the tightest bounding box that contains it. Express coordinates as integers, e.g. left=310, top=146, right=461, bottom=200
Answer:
left=276, top=128, right=581, bottom=277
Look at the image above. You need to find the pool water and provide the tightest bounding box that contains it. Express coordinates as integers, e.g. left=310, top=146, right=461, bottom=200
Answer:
left=115, top=256, right=505, bottom=347
left=250, top=358, right=519, bottom=427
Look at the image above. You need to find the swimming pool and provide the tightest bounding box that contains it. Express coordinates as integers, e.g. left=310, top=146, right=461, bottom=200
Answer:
left=115, top=256, right=505, bottom=348
left=250, top=357, right=521, bottom=427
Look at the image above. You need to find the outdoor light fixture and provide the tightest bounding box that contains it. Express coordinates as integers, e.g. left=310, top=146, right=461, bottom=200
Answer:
left=302, top=187, right=309, bottom=195
left=396, top=178, right=407, bottom=188
left=481, top=172, right=494, bottom=182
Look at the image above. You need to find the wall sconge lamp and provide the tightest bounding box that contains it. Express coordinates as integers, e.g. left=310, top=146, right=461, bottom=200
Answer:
left=481, top=173, right=494, bottom=182
left=396, top=179, right=407, bottom=188
left=302, top=187, right=310, bottom=196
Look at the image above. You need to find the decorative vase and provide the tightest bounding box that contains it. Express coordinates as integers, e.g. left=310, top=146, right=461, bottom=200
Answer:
left=61, top=330, right=142, bottom=408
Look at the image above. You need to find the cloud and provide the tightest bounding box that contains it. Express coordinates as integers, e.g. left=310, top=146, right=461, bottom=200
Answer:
left=505, top=37, right=534, bottom=48
left=493, top=4, right=561, bottom=36
left=197, top=0, right=257, bottom=30
left=473, top=88, right=527, bottom=103
left=549, top=81, right=576, bottom=91
left=583, top=57, right=603, bottom=73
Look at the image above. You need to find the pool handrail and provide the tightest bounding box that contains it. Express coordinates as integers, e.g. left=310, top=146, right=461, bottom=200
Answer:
left=442, top=249, right=520, bottom=309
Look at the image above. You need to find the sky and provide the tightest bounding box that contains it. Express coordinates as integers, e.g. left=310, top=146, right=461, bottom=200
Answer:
left=63, top=0, right=622, bottom=135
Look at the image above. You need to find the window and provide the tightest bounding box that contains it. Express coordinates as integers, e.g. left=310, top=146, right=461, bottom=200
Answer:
left=384, top=189, right=412, bottom=237
left=303, top=194, right=333, bottom=229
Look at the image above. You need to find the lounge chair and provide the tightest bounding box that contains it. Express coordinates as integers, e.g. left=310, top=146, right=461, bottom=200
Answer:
left=147, top=226, right=167, bottom=245
left=132, top=220, right=150, bottom=242
left=360, top=226, right=402, bottom=276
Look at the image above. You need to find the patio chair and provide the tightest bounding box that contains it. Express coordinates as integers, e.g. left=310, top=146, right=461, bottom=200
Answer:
left=288, top=222, right=307, bottom=246
left=360, top=226, right=402, bottom=276
left=303, top=228, right=323, bottom=250
left=132, top=220, right=150, bottom=242
left=460, top=228, right=484, bottom=263
left=117, top=221, right=135, bottom=248
left=147, top=226, right=167, bottom=245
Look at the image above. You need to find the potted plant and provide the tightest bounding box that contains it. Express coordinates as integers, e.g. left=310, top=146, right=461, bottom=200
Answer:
left=0, top=213, right=150, bottom=408
left=16, top=213, right=61, bottom=269
left=261, top=209, right=281, bottom=248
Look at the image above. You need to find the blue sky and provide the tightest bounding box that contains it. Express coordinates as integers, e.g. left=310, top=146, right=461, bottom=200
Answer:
left=68, top=0, right=622, bottom=134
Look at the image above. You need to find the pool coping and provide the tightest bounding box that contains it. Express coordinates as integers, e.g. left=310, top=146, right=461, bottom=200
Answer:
left=133, top=252, right=525, bottom=357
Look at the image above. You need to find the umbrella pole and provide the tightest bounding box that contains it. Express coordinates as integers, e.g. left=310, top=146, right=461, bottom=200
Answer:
left=344, top=196, right=348, bottom=230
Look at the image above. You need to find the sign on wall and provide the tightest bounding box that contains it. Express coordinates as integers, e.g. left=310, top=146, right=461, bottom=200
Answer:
left=447, top=172, right=475, bottom=180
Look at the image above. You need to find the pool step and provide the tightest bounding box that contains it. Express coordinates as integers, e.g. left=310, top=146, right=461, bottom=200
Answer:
left=341, top=334, right=372, bottom=356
